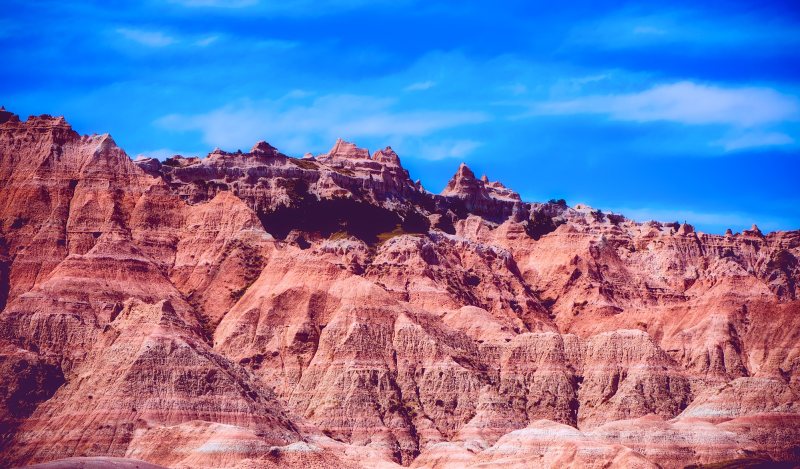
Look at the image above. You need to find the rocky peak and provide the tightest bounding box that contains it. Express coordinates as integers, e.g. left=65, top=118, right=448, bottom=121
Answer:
left=677, top=223, right=695, bottom=235
left=743, top=224, right=764, bottom=237
left=0, top=112, right=72, bottom=133
left=208, top=147, right=226, bottom=158
left=250, top=141, right=281, bottom=156
left=485, top=179, right=521, bottom=202
left=442, top=163, right=520, bottom=202
left=0, top=112, right=79, bottom=151
left=133, top=156, right=162, bottom=176
left=372, top=146, right=401, bottom=166
left=320, top=138, right=370, bottom=161
left=441, top=163, right=522, bottom=222
left=441, top=163, right=479, bottom=196
left=0, top=106, right=17, bottom=125
left=162, top=155, right=202, bottom=168
left=25, top=114, right=72, bottom=130
left=457, top=162, right=476, bottom=179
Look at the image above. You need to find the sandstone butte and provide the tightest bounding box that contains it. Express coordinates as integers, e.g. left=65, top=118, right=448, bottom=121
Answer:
left=0, top=108, right=798, bottom=469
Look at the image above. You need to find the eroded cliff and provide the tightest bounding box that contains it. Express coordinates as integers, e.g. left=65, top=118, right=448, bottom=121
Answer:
left=1, top=111, right=798, bottom=468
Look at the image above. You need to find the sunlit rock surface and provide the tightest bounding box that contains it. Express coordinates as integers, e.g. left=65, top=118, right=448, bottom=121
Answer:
left=2, top=111, right=799, bottom=468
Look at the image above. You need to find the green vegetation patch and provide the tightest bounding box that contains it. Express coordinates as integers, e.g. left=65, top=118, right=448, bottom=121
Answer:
left=289, top=158, right=319, bottom=170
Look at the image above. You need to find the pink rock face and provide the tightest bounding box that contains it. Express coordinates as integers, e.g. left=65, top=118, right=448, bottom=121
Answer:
left=441, top=164, right=523, bottom=222
left=1, top=110, right=799, bottom=468
left=21, top=456, right=169, bottom=469
left=320, top=138, right=372, bottom=161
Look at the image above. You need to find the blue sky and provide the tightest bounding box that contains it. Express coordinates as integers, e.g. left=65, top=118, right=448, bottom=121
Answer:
left=2, top=0, right=799, bottom=233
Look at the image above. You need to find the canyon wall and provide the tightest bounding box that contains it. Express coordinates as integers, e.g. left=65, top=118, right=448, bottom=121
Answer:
left=1, top=111, right=798, bottom=468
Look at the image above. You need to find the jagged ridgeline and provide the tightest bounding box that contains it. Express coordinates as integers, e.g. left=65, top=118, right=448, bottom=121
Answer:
left=1, top=110, right=799, bottom=469
left=140, top=137, right=560, bottom=242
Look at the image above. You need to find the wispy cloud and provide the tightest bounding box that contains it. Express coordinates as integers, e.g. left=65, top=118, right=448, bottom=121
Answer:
left=567, top=8, right=800, bottom=50
left=416, top=139, right=482, bottom=160
left=715, top=131, right=794, bottom=152
left=194, top=35, right=219, bottom=47
left=168, top=0, right=258, bottom=7
left=115, top=29, right=242, bottom=49
left=166, top=0, right=412, bottom=15
left=537, top=81, right=799, bottom=127
left=533, top=81, right=799, bottom=150
left=116, top=28, right=175, bottom=47
left=155, top=94, right=488, bottom=154
left=405, top=81, right=436, bottom=92
left=571, top=74, right=610, bottom=86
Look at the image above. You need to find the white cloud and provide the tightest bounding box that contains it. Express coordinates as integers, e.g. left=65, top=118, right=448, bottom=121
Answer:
left=571, top=74, right=609, bottom=86
left=116, top=28, right=175, bottom=47
left=416, top=139, right=482, bottom=160
left=715, top=131, right=794, bottom=151
left=195, top=35, right=219, bottom=47
left=116, top=29, right=256, bottom=49
left=167, top=0, right=412, bottom=14
left=405, top=81, right=436, bottom=92
left=538, top=81, right=799, bottom=127
left=155, top=94, right=488, bottom=154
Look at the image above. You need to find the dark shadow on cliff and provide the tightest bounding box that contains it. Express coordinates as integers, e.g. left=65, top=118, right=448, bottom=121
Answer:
left=258, top=193, right=430, bottom=245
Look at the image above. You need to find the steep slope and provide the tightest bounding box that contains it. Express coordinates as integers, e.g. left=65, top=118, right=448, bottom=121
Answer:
left=3, top=299, right=299, bottom=467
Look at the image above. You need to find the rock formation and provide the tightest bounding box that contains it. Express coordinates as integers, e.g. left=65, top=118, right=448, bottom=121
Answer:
left=1, top=109, right=799, bottom=468
left=441, top=163, right=522, bottom=222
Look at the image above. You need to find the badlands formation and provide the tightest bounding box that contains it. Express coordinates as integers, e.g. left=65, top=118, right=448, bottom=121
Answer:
left=0, top=109, right=799, bottom=468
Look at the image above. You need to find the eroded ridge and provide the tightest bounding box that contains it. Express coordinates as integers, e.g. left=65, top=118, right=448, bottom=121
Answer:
left=1, top=111, right=799, bottom=468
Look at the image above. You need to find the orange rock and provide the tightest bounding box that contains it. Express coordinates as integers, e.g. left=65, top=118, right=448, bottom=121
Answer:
left=1, top=110, right=799, bottom=468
